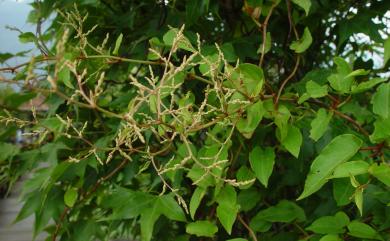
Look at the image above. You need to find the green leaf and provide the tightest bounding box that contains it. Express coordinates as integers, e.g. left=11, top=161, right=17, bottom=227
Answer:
left=333, top=178, right=354, bottom=206
left=290, top=27, right=312, bottom=53
left=319, top=234, right=342, bottom=241
left=236, top=166, right=256, bottom=189
left=0, top=142, right=20, bottom=162
left=190, top=187, right=206, bottom=219
left=227, top=239, right=247, bottom=241
left=292, top=0, right=311, bottom=16
left=257, top=32, right=272, bottom=54
left=237, top=188, right=262, bottom=212
left=4, top=92, right=37, bottom=109
left=101, top=189, right=153, bottom=220
left=251, top=200, right=306, bottom=223
left=64, top=188, right=78, bottom=207
left=351, top=77, right=386, bottom=94
left=0, top=52, right=14, bottom=63
left=354, top=188, right=363, bottom=216
left=344, top=69, right=369, bottom=79
left=249, top=146, right=275, bottom=187
left=163, top=28, right=194, bottom=52
left=331, top=161, right=369, bottom=178
left=306, top=80, right=328, bottom=98
left=140, top=194, right=186, bottom=241
left=228, top=63, right=264, bottom=97
left=112, top=33, right=123, bottom=55
left=310, top=108, right=332, bottom=141
left=19, top=32, right=37, bottom=43
left=370, top=118, right=390, bottom=143
left=371, top=83, right=390, bottom=119
left=140, top=202, right=161, bottom=241
left=347, top=221, right=383, bottom=240
left=161, top=71, right=186, bottom=98
left=237, top=100, right=265, bottom=139
left=274, top=104, right=291, bottom=140
left=281, top=124, right=302, bottom=158
left=186, top=221, right=218, bottom=237
left=384, top=37, right=390, bottom=66
left=369, top=163, right=390, bottom=186
left=14, top=191, right=42, bottom=223
left=249, top=218, right=272, bottom=233
left=298, top=80, right=329, bottom=103
left=216, top=185, right=239, bottom=234
left=306, top=211, right=349, bottom=234
left=186, top=0, right=209, bottom=25
left=328, top=57, right=354, bottom=94
left=58, top=67, right=74, bottom=89
left=199, top=54, right=220, bottom=76
left=298, top=134, right=363, bottom=200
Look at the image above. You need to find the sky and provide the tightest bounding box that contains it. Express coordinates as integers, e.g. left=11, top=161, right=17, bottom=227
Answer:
left=0, top=0, right=35, bottom=64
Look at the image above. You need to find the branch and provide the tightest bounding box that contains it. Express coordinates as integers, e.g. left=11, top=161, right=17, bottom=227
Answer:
left=237, top=214, right=258, bottom=241
left=259, top=2, right=278, bottom=67
left=274, top=55, right=300, bottom=109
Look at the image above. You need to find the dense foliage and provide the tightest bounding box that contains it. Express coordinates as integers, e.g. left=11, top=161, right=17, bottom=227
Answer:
left=1, top=0, right=390, bottom=240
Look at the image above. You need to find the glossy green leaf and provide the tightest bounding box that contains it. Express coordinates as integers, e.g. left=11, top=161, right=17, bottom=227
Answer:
left=370, top=118, right=390, bottom=143
left=163, top=28, right=194, bottom=52
left=306, top=80, right=328, bottom=97
left=274, top=105, right=291, bottom=140
left=298, top=134, right=363, bottom=200
left=237, top=100, right=265, bottom=139
left=19, top=32, right=37, bottom=43
left=249, top=146, right=275, bottom=187
left=216, top=185, right=239, bottom=234
left=319, top=234, right=342, bottom=241
left=140, top=194, right=186, bottom=241
left=299, top=81, right=328, bottom=103
left=236, top=166, right=256, bottom=189
left=333, top=178, right=354, bottom=206
left=58, top=67, right=74, bottom=89
left=251, top=200, right=306, bottom=223
left=328, top=57, right=354, bottom=94
left=237, top=188, right=261, bottom=211
left=331, top=161, right=369, bottom=178
left=344, top=69, right=369, bottom=79
left=290, top=27, right=312, bottom=53
left=347, top=221, right=383, bottom=240
left=14, top=191, right=42, bottom=223
left=186, top=221, right=218, bottom=237
left=306, top=211, right=349, bottom=234
left=281, top=124, right=302, bottom=158
left=64, top=188, right=78, bottom=207
left=369, top=163, right=390, bottom=186
left=227, top=63, right=264, bottom=97
left=351, top=77, right=386, bottom=94
left=354, top=188, right=364, bottom=216
left=310, top=108, right=332, bottom=141
left=226, top=239, right=247, bottom=241
left=190, top=187, right=206, bottom=219
left=371, top=83, right=390, bottom=119
left=292, top=0, right=311, bottom=16
left=112, top=33, right=123, bottom=55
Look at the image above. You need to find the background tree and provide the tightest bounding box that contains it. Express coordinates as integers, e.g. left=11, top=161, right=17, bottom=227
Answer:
left=1, top=0, right=390, bottom=241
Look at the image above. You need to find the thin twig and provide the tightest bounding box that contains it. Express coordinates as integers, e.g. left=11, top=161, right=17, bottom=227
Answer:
left=332, top=109, right=370, bottom=137
left=237, top=214, right=258, bottom=241
left=259, top=2, right=278, bottom=67
left=274, top=55, right=300, bottom=109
